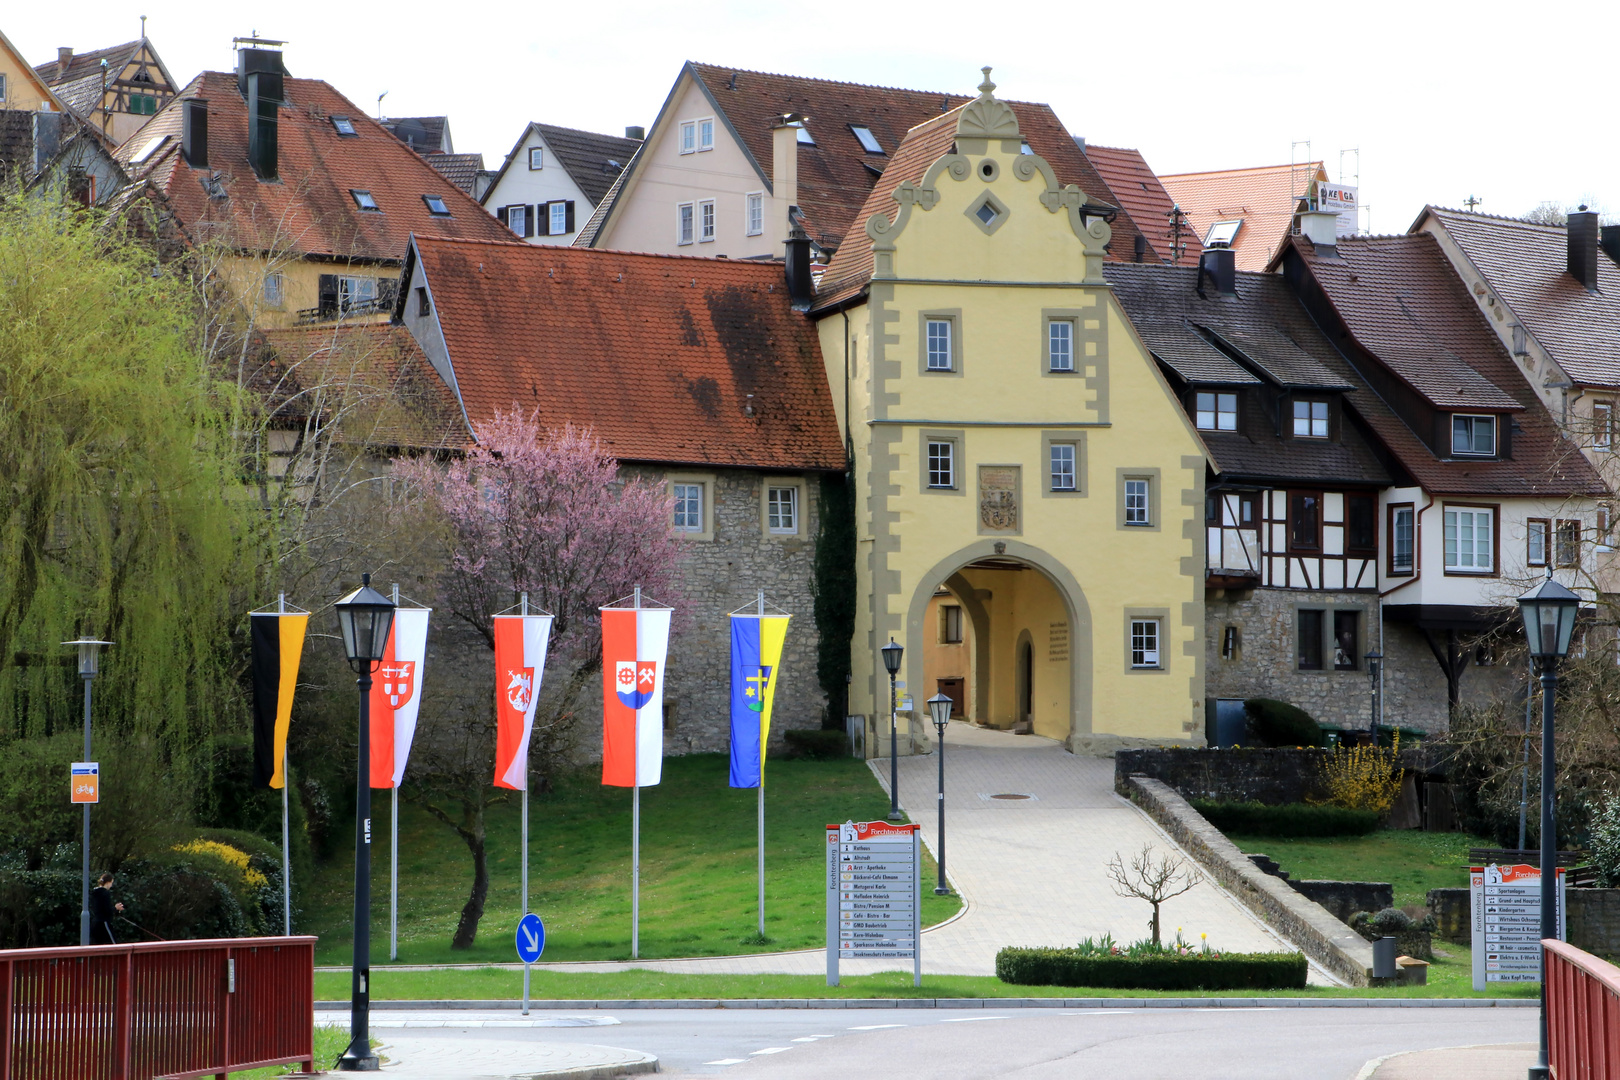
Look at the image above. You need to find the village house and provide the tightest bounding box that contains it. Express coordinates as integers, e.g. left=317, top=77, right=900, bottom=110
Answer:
left=0, top=26, right=73, bottom=186
left=482, top=122, right=642, bottom=245
left=34, top=32, right=178, bottom=147
left=1162, top=160, right=1339, bottom=273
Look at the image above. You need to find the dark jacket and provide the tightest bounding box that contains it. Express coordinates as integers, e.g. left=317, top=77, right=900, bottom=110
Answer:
left=89, top=886, right=117, bottom=944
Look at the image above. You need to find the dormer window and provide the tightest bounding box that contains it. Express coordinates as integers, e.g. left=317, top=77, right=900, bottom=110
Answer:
left=1452, top=414, right=1496, bottom=456
left=850, top=125, right=883, bottom=154
left=422, top=194, right=450, bottom=217
left=351, top=189, right=379, bottom=212
left=331, top=116, right=357, bottom=137
left=1292, top=400, right=1329, bottom=438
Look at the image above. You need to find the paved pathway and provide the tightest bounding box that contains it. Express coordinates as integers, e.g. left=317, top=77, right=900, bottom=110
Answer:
left=458, top=723, right=1316, bottom=981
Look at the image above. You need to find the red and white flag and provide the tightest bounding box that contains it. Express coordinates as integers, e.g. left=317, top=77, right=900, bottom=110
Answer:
left=494, top=614, right=553, bottom=790
left=368, top=607, right=431, bottom=789
left=601, top=606, right=671, bottom=787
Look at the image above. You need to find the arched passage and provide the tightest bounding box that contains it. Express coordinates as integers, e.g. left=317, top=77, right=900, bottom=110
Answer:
left=905, top=539, right=1092, bottom=743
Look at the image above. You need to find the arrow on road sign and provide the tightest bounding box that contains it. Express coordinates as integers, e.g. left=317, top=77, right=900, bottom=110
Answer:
left=515, top=912, right=546, bottom=964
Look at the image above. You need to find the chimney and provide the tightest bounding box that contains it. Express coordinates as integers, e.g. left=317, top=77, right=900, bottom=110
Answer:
left=784, top=226, right=813, bottom=311
left=56, top=47, right=73, bottom=79
left=771, top=115, right=801, bottom=242
left=1568, top=205, right=1600, bottom=291
left=1299, top=209, right=1339, bottom=252
left=182, top=99, right=208, bottom=168
left=1198, top=247, right=1236, bottom=297
left=1133, top=234, right=1147, bottom=263
left=624, top=125, right=645, bottom=141
left=1601, top=225, right=1620, bottom=268
left=238, top=49, right=284, bottom=181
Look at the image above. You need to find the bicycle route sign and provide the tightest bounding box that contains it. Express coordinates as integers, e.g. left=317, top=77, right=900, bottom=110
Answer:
left=826, top=819, right=920, bottom=987
left=1470, top=863, right=1564, bottom=990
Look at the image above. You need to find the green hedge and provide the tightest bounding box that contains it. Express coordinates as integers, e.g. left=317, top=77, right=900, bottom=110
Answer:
left=996, top=947, right=1307, bottom=990
left=783, top=729, right=851, bottom=760
left=1191, top=800, right=1380, bottom=837
left=1243, top=698, right=1323, bottom=747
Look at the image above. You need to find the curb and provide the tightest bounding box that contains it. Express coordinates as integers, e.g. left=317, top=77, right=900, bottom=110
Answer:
left=319, top=997, right=1539, bottom=1010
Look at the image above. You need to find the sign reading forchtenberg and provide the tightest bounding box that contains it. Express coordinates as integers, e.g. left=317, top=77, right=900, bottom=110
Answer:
left=1470, top=863, right=1564, bottom=991
left=826, top=819, right=920, bottom=987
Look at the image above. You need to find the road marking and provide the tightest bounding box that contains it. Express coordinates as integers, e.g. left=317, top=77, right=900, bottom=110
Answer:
left=940, top=1016, right=1009, bottom=1023
left=704, top=1059, right=746, bottom=1066
left=849, top=1023, right=907, bottom=1030
left=750, top=1047, right=792, bottom=1055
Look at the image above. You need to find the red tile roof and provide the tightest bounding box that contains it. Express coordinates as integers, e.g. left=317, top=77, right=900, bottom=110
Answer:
left=678, top=63, right=1144, bottom=258
left=1083, top=144, right=1201, bottom=266
left=408, top=237, right=845, bottom=471
left=1420, top=207, right=1620, bottom=391
left=115, top=71, right=514, bottom=263
left=1286, top=232, right=1605, bottom=497
left=1161, top=161, right=1326, bottom=272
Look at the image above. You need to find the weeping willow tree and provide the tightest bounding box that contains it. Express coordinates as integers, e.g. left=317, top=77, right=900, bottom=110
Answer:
left=0, top=192, right=249, bottom=792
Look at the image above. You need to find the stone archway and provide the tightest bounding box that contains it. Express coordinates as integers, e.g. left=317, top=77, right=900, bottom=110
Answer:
left=905, top=539, right=1092, bottom=744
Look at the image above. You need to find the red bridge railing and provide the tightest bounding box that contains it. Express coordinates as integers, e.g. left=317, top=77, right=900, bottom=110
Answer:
left=1545, top=938, right=1620, bottom=1079
left=0, top=936, right=315, bottom=1080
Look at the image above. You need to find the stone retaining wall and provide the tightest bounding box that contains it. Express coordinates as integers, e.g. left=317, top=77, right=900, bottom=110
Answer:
left=1429, top=886, right=1620, bottom=961
left=1116, top=746, right=1446, bottom=807
left=1290, top=881, right=1393, bottom=925
left=1121, top=774, right=1374, bottom=986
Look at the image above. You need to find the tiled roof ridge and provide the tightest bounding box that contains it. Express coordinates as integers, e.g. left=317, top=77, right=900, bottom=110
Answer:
left=1161, top=160, right=1325, bottom=179
left=35, top=39, right=141, bottom=78
left=532, top=119, right=641, bottom=143
left=416, top=233, right=789, bottom=271
left=690, top=60, right=1057, bottom=112
left=1430, top=205, right=1571, bottom=232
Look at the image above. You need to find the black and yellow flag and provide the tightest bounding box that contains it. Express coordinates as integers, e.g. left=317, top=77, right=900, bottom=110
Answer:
left=251, top=613, right=309, bottom=789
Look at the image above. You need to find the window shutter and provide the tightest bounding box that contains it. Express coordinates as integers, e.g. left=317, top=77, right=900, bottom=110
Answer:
left=496, top=205, right=508, bottom=226
left=525, top=207, right=536, bottom=238
left=565, top=201, right=575, bottom=233
left=317, top=273, right=338, bottom=317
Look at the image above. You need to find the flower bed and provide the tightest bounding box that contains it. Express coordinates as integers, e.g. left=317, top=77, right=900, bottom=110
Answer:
left=996, top=934, right=1307, bottom=990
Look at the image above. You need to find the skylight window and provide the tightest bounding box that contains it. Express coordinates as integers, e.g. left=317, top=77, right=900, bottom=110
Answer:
left=850, top=125, right=883, bottom=154
left=422, top=194, right=450, bottom=217
left=131, top=135, right=167, bottom=164
left=1019, top=141, right=1034, bottom=155
left=796, top=124, right=815, bottom=146
left=351, top=189, right=379, bottom=212
left=331, top=116, right=357, bottom=137
left=1205, top=219, right=1242, bottom=247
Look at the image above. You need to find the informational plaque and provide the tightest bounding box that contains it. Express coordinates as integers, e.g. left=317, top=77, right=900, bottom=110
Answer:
left=826, top=820, right=920, bottom=987
left=1470, top=863, right=1565, bottom=990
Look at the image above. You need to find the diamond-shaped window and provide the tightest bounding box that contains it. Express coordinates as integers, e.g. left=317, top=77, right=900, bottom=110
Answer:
left=976, top=202, right=999, bottom=227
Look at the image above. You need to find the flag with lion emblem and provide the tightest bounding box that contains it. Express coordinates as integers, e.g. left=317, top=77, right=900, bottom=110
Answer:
left=493, top=613, right=553, bottom=790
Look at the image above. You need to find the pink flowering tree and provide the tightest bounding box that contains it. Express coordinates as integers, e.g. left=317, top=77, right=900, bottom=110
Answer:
left=392, top=413, right=679, bottom=948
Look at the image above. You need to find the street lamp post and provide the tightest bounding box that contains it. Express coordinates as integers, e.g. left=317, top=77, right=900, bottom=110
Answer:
left=881, top=639, right=903, bottom=822
left=1364, top=650, right=1383, bottom=741
left=334, top=575, right=396, bottom=1073
left=1516, top=571, right=1580, bottom=1080
left=927, top=692, right=953, bottom=896
left=63, top=638, right=111, bottom=947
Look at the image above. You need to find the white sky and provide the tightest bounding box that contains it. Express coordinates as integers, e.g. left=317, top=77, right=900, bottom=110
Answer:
left=6, top=0, right=1612, bottom=232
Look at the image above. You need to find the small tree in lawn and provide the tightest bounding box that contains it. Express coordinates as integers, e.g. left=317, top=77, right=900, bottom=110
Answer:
left=392, top=414, right=679, bottom=949
left=1106, top=843, right=1203, bottom=947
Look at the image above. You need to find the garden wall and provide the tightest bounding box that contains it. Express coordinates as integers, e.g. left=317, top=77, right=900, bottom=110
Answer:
left=1116, top=746, right=1445, bottom=808
left=1429, top=887, right=1620, bottom=961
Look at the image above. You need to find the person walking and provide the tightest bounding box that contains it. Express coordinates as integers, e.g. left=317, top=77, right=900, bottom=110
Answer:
left=89, top=872, right=123, bottom=945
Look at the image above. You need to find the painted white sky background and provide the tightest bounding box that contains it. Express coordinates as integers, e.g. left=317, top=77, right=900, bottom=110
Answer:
left=6, top=0, right=1613, bottom=231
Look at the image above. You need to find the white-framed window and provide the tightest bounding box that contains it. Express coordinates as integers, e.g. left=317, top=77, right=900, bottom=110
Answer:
left=1050, top=443, right=1076, bottom=491
left=528, top=146, right=544, bottom=170
left=1595, top=402, right=1612, bottom=451
left=746, top=192, right=764, bottom=237
left=1125, top=478, right=1151, bottom=526
left=263, top=271, right=284, bottom=309
left=508, top=204, right=527, bottom=237
left=1130, top=619, right=1161, bottom=668
left=1528, top=518, right=1549, bottom=567
left=767, top=486, right=798, bottom=533
left=1452, top=414, right=1497, bottom=456
left=676, top=202, right=694, bottom=245
left=338, top=275, right=375, bottom=313
left=351, top=189, right=379, bottom=212
left=927, top=441, right=955, bottom=489
left=0, top=74, right=8, bottom=102
left=673, top=483, right=704, bottom=531
left=1206, top=219, right=1242, bottom=247
left=699, top=199, right=715, bottom=242
left=698, top=118, right=714, bottom=151
left=1048, top=320, right=1074, bottom=372
left=679, top=121, right=696, bottom=154
left=1391, top=504, right=1415, bottom=573
left=1444, top=507, right=1494, bottom=572
left=1293, top=399, right=1328, bottom=438
left=549, top=201, right=567, bottom=236
left=850, top=125, right=883, bottom=153
left=926, top=319, right=953, bottom=371
left=1197, top=392, right=1238, bottom=431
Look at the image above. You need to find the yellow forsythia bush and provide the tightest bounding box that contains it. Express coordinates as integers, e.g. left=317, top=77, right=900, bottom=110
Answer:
left=1316, top=732, right=1402, bottom=815
left=173, top=839, right=270, bottom=889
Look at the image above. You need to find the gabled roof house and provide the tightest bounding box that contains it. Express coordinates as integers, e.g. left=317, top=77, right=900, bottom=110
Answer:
left=481, top=122, right=642, bottom=246
left=35, top=36, right=179, bottom=146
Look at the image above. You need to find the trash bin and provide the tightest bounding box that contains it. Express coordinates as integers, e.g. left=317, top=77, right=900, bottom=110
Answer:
left=1372, top=936, right=1398, bottom=980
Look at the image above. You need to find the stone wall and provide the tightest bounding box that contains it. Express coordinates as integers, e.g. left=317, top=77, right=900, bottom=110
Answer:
left=1430, top=887, right=1620, bottom=961
left=1291, top=881, right=1394, bottom=925
left=1116, top=747, right=1324, bottom=805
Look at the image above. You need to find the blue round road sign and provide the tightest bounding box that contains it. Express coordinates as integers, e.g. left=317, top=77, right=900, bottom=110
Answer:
left=515, top=912, right=546, bottom=964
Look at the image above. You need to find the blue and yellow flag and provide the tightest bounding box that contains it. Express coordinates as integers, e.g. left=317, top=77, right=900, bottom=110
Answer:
left=729, top=614, right=790, bottom=788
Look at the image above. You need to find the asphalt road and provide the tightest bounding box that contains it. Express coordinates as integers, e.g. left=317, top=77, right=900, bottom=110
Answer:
left=334, top=1006, right=1540, bottom=1079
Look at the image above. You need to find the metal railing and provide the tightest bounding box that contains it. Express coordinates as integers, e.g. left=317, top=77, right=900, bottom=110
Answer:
left=0, top=936, right=315, bottom=1080
left=1545, top=938, right=1620, bottom=1078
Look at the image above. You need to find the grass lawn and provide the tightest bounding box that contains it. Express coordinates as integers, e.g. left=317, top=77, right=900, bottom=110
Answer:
left=230, top=1026, right=350, bottom=1077
left=304, top=753, right=960, bottom=966
left=311, top=938, right=1535, bottom=1000
left=1222, top=829, right=1494, bottom=908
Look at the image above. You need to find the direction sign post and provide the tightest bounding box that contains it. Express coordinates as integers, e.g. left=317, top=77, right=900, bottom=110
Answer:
left=1471, top=863, right=1564, bottom=991
left=515, top=912, right=545, bottom=1014
left=826, top=820, right=921, bottom=988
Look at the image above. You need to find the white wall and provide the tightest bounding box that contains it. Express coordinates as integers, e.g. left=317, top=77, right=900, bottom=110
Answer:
left=483, top=127, right=593, bottom=246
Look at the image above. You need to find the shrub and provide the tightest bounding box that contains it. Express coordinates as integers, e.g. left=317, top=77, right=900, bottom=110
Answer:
left=1243, top=699, right=1324, bottom=748
left=783, top=729, right=850, bottom=760
left=1350, top=907, right=1435, bottom=961
left=1589, top=792, right=1620, bottom=888
left=1316, top=734, right=1402, bottom=814
left=1191, top=800, right=1380, bottom=837
left=996, top=946, right=1307, bottom=990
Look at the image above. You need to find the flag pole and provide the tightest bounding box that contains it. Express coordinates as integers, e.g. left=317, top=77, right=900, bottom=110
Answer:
left=520, top=591, right=531, bottom=1015
left=632, top=584, right=641, bottom=961
left=390, top=584, right=400, bottom=963
left=279, top=592, right=292, bottom=937
left=757, top=589, right=766, bottom=940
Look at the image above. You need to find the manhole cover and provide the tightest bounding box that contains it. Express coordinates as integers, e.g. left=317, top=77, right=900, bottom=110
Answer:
left=990, top=793, right=1031, bottom=800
